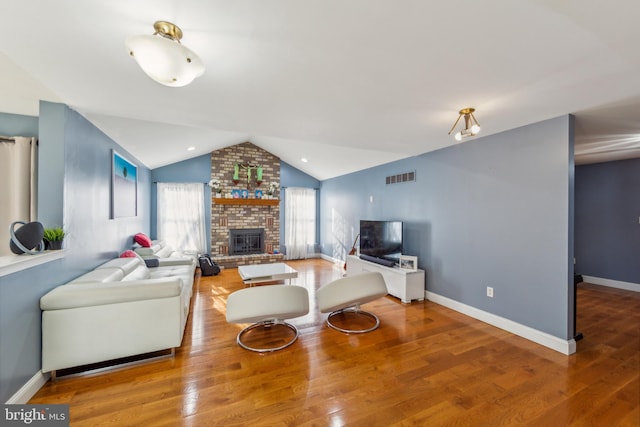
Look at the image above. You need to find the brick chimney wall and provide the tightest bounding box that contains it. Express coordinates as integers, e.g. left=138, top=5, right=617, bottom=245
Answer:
left=210, top=142, right=281, bottom=263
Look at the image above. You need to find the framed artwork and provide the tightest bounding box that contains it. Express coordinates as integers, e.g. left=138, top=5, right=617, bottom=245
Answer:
left=231, top=189, right=241, bottom=198
left=111, top=150, right=137, bottom=218
left=399, top=255, right=418, bottom=271
left=255, top=189, right=263, bottom=199
left=240, top=189, right=249, bottom=199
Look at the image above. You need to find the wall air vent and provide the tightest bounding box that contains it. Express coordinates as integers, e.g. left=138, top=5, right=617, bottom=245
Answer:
left=386, top=171, right=416, bottom=185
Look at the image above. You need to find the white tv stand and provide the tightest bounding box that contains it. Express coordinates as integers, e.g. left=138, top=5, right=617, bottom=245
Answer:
left=346, top=255, right=425, bottom=303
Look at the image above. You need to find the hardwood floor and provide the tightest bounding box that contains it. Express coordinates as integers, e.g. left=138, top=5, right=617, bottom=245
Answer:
left=30, top=260, right=640, bottom=426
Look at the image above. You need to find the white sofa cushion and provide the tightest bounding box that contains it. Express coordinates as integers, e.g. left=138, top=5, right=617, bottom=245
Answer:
left=157, top=257, right=195, bottom=266
left=94, top=258, right=151, bottom=281
left=122, top=265, right=151, bottom=281
left=133, top=240, right=196, bottom=266
left=134, top=244, right=163, bottom=257
left=40, top=278, right=182, bottom=310
left=97, top=257, right=146, bottom=275
left=155, top=246, right=174, bottom=258
left=68, top=258, right=151, bottom=284
left=69, top=268, right=125, bottom=284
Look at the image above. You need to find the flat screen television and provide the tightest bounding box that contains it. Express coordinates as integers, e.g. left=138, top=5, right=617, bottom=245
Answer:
left=359, top=220, right=403, bottom=267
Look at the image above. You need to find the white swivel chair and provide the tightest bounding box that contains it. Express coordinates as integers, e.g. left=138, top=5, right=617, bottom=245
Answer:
left=226, top=285, right=309, bottom=352
left=316, top=272, right=388, bottom=333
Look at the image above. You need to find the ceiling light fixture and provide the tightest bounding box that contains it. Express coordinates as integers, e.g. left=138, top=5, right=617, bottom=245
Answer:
left=448, top=107, right=481, bottom=141
left=126, top=21, right=205, bottom=87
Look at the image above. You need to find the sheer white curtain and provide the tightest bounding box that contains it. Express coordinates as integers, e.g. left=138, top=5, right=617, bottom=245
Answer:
left=284, top=187, right=317, bottom=260
left=156, top=183, right=206, bottom=254
left=0, top=137, right=37, bottom=256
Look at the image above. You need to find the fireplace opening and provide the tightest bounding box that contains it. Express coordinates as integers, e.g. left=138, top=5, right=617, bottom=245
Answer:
left=229, top=228, right=265, bottom=256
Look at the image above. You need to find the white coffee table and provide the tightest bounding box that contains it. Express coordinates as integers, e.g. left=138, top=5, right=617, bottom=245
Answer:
left=237, top=263, right=298, bottom=286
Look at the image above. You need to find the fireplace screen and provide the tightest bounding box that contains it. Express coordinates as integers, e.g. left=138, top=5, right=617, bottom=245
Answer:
left=229, top=228, right=265, bottom=255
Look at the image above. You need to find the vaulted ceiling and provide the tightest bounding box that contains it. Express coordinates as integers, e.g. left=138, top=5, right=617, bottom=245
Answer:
left=1, top=1, right=639, bottom=180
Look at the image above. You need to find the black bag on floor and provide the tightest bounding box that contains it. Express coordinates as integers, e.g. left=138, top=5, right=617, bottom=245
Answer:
left=199, top=254, right=220, bottom=276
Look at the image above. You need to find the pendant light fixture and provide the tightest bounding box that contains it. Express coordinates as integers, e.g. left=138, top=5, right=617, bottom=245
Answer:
left=448, top=108, right=481, bottom=141
left=126, top=21, right=205, bottom=87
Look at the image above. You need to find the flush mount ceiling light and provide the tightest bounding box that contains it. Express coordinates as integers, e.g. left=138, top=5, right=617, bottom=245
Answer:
left=126, top=21, right=205, bottom=87
left=448, top=107, right=481, bottom=141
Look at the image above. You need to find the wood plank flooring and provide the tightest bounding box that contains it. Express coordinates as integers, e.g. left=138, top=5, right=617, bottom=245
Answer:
left=30, top=259, right=640, bottom=426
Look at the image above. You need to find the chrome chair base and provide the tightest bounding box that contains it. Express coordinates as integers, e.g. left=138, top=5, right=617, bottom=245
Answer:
left=236, top=320, right=299, bottom=352
left=326, top=307, right=380, bottom=334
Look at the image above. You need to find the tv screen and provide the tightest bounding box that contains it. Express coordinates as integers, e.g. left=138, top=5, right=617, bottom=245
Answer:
left=359, top=220, right=403, bottom=263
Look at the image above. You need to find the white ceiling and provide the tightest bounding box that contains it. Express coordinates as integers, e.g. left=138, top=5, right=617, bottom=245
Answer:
left=1, top=0, right=639, bottom=180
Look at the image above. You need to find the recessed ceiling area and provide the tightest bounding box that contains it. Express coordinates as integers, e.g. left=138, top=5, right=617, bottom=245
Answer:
left=574, top=96, right=640, bottom=165
left=1, top=1, right=639, bottom=179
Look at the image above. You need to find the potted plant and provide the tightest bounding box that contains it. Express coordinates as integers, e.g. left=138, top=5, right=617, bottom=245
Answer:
left=43, top=226, right=65, bottom=250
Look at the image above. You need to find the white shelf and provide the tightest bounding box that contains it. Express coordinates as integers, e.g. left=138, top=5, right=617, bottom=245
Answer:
left=346, top=255, right=425, bottom=303
left=0, top=250, right=66, bottom=277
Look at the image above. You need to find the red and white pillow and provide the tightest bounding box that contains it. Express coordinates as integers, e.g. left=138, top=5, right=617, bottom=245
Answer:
left=119, top=250, right=138, bottom=258
left=133, top=233, right=152, bottom=248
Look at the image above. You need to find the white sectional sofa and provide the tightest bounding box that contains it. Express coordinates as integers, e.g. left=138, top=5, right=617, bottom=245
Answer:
left=40, top=256, right=196, bottom=375
left=133, top=239, right=197, bottom=266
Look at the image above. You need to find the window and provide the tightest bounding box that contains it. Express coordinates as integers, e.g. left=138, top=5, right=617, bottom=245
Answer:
left=156, top=182, right=206, bottom=254
left=0, top=137, right=37, bottom=256
left=284, top=187, right=317, bottom=260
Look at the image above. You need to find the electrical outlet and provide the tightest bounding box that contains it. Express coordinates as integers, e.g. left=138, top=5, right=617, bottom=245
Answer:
left=486, top=286, right=494, bottom=298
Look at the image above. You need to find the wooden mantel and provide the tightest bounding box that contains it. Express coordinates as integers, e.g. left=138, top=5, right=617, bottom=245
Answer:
left=213, top=198, right=279, bottom=206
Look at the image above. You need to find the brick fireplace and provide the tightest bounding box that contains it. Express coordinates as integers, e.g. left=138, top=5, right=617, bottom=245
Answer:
left=228, top=228, right=265, bottom=255
left=210, top=142, right=283, bottom=269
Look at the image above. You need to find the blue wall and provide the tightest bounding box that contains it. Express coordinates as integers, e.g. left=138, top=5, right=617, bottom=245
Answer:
left=150, top=154, right=212, bottom=253
left=0, top=112, right=38, bottom=136
left=321, top=116, right=575, bottom=340
left=575, top=158, right=640, bottom=283
left=281, top=161, right=321, bottom=189
left=38, top=102, right=66, bottom=228
left=0, top=102, right=150, bottom=402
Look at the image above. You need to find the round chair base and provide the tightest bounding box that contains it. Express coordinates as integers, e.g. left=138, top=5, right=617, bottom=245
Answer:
left=326, top=308, right=380, bottom=334
left=237, top=320, right=299, bottom=352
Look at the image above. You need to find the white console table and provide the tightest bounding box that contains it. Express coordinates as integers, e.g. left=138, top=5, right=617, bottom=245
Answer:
left=346, top=255, right=425, bottom=303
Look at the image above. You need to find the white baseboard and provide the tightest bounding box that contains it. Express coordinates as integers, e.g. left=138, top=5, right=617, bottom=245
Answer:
left=581, top=276, right=640, bottom=292
left=5, top=371, right=50, bottom=404
left=319, top=253, right=343, bottom=264
left=284, top=253, right=322, bottom=260
left=425, top=291, right=576, bottom=355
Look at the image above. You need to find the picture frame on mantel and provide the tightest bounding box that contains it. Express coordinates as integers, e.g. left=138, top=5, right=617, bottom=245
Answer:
left=399, top=255, right=418, bottom=271
left=111, top=150, right=137, bottom=218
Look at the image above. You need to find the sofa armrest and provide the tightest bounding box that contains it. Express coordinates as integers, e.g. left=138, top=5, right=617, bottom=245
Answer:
left=40, top=278, right=182, bottom=311
left=157, top=257, right=195, bottom=266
